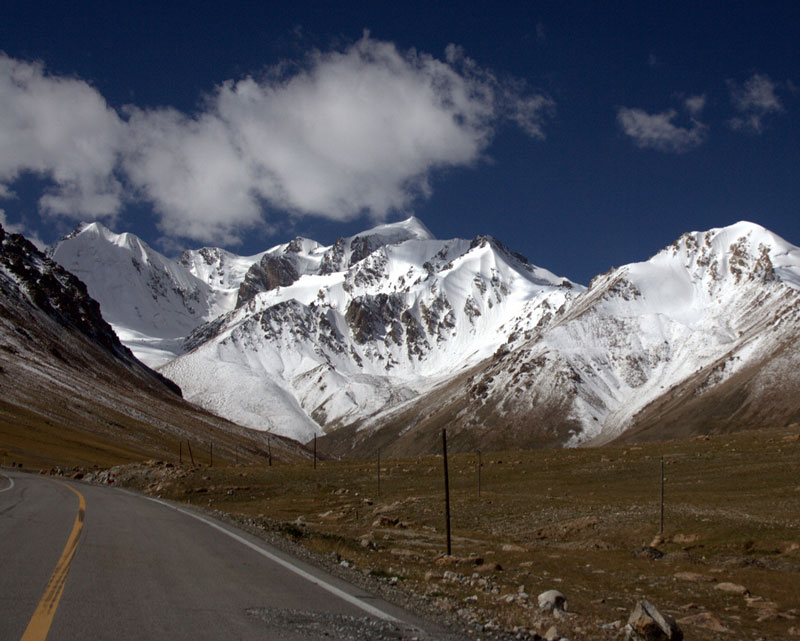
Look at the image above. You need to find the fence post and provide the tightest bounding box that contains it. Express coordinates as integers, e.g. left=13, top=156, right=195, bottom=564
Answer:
left=187, top=441, right=195, bottom=466
left=377, top=449, right=381, bottom=497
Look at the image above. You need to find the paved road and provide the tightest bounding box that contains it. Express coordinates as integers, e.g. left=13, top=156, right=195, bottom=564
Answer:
left=0, top=470, right=455, bottom=641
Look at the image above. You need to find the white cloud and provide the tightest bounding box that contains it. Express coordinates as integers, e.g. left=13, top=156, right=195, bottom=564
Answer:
left=122, top=106, right=260, bottom=245
left=0, top=54, right=124, bottom=219
left=0, top=210, right=46, bottom=249
left=684, top=94, right=706, bottom=116
left=728, top=73, right=783, bottom=133
left=0, top=36, right=554, bottom=245
left=617, top=106, right=707, bottom=153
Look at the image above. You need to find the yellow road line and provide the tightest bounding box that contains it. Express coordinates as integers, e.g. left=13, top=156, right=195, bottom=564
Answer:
left=20, top=481, right=86, bottom=641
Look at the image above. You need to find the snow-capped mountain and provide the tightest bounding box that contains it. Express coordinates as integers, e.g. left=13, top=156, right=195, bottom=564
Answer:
left=51, top=223, right=234, bottom=367
left=50, top=217, right=578, bottom=441
left=161, top=219, right=579, bottom=441
left=321, top=221, right=800, bottom=456
left=48, top=218, right=800, bottom=452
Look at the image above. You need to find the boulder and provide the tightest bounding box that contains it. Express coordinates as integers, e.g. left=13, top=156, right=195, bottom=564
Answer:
left=714, top=582, right=748, bottom=595
left=677, top=612, right=733, bottom=633
left=625, top=600, right=683, bottom=641
left=538, top=589, right=567, bottom=613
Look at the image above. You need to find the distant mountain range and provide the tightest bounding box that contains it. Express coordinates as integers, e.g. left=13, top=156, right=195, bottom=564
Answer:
left=48, top=218, right=800, bottom=454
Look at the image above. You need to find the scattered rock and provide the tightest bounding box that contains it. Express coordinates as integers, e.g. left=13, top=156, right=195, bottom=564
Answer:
left=434, top=554, right=483, bottom=566
left=501, top=543, right=526, bottom=552
left=544, top=624, right=562, bottom=640
left=601, top=620, right=623, bottom=630
left=625, top=599, right=683, bottom=641
left=677, top=612, right=733, bottom=633
left=634, top=546, right=665, bottom=560
left=372, top=515, right=400, bottom=528
left=673, top=572, right=714, bottom=583
left=714, top=582, right=748, bottom=595
left=475, top=562, right=502, bottom=574
left=671, top=533, right=699, bottom=544
left=782, top=542, right=800, bottom=555
left=538, top=589, right=567, bottom=613
left=745, top=596, right=778, bottom=610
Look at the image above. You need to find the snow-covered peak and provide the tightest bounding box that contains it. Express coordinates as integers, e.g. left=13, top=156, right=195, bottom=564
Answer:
left=579, top=221, right=800, bottom=324
left=318, top=217, right=437, bottom=274
left=179, top=246, right=267, bottom=290
left=52, top=224, right=228, bottom=366
left=162, top=220, right=583, bottom=439
left=53, top=222, right=202, bottom=294
left=358, top=216, right=436, bottom=244
left=665, top=220, right=800, bottom=289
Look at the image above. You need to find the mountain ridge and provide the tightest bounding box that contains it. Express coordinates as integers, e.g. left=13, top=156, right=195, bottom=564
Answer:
left=49, top=218, right=800, bottom=453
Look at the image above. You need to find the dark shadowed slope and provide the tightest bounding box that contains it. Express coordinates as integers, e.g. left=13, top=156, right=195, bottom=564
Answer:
left=0, top=224, right=306, bottom=468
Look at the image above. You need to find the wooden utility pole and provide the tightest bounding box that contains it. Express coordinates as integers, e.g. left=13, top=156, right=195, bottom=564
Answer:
left=187, top=441, right=195, bottom=466
left=442, top=429, right=452, bottom=556
left=377, top=450, right=381, bottom=497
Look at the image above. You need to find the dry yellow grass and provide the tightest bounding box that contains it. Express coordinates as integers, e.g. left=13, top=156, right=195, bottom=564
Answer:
left=111, top=424, right=800, bottom=640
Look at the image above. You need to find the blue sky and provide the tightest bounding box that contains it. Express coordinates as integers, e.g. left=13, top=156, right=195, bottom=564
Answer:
left=1, top=1, right=797, bottom=284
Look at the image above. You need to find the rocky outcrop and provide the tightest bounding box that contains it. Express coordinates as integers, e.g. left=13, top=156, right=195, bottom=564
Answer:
left=236, top=255, right=300, bottom=307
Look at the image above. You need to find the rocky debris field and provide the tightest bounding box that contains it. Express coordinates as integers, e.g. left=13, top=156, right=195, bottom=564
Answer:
left=55, top=424, right=800, bottom=641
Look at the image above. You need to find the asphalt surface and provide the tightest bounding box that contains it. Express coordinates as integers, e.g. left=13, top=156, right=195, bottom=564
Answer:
left=0, top=470, right=456, bottom=641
